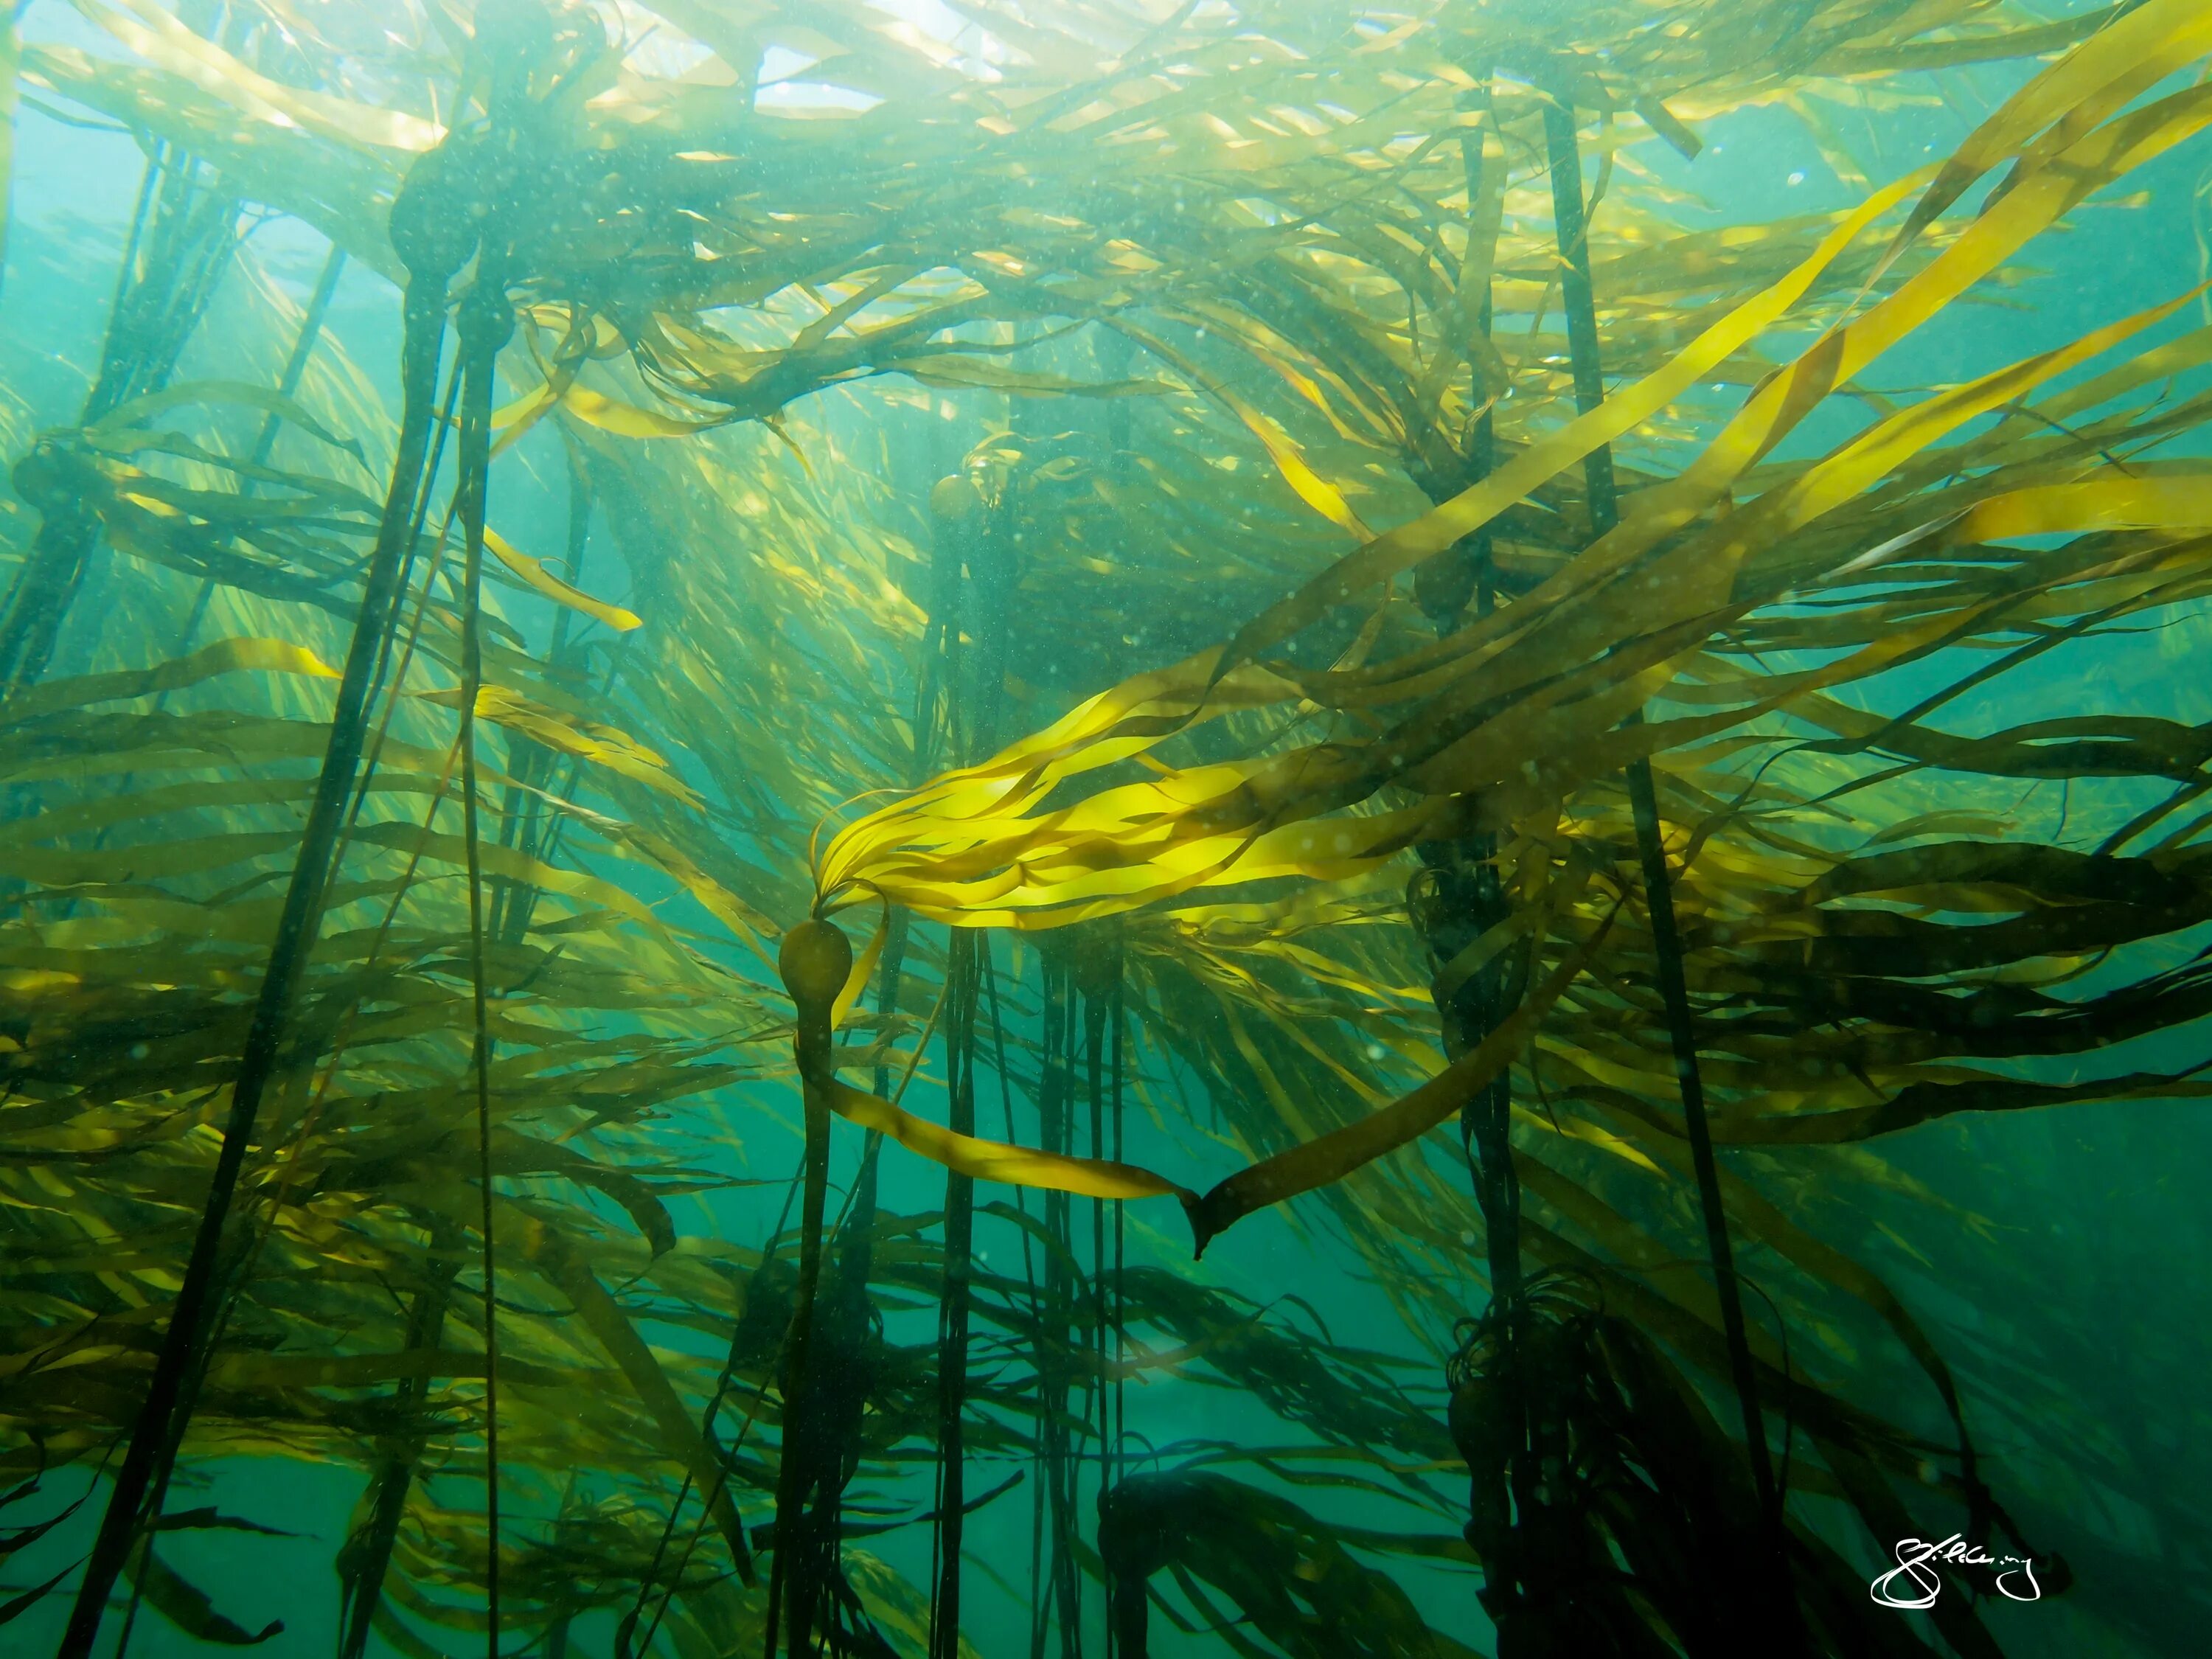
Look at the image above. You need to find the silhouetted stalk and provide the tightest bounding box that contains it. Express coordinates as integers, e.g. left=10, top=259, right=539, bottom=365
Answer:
left=925, top=931, right=979, bottom=1659
left=1540, top=82, right=1790, bottom=1592
left=453, top=262, right=514, bottom=1659
left=337, top=1221, right=462, bottom=1659
left=927, top=453, right=1012, bottom=1659
left=1025, top=959, right=1061, bottom=1659
left=1029, top=956, right=1082, bottom=1659
left=1105, top=975, right=1128, bottom=1649
left=1077, top=931, right=1119, bottom=1658
left=105, top=1219, right=263, bottom=1659
left=1400, top=78, right=1529, bottom=1624
left=625, top=1172, right=802, bottom=1659
left=787, top=1124, right=885, bottom=1651
left=51, top=173, right=466, bottom=1657
left=768, top=914, right=860, bottom=1658
left=114, top=414, right=467, bottom=1659
left=766, top=928, right=844, bottom=1652
left=0, top=142, right=240, bottom=702
left=1085, top=976, right=1108, bottom=1598
left=1110, top=978, right=1125, bottom=1479
left=138, top=736, right=470, bottom=1659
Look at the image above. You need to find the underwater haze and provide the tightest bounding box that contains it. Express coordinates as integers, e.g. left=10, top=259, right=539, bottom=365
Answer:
left=3, top=0, right=2211, bottom=1655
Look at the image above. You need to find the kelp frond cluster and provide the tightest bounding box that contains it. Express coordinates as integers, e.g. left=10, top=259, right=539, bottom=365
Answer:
left=3, top=1, right=2211, bottom=1656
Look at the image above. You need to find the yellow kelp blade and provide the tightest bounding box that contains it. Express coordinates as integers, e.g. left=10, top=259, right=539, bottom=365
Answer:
left=1215, top=166, right=1929, bottom=671
left=1114, top=318, right=1372, bottom=539
left=1949, top=474, right=2212, bottom=544
left=414, top=684, right=701, bottom=807
left=1892, top=0, right=2212, bottom=248
left=1183, top=908, right=1613, bottom=1257
left=1229, top=74, right=2211, bottom=688
left=825, top=1078, right=1196, bottom=1208
left=814, top=649, right=1291, bottom=903
left=829, top=894, right=887, bottom=1032
left=1826, top=472, right=2212, bottom=587
left=0, top=636, right=338, bottom=724
left=484, top=527, right=641, bottom=632
left=561, top=384, right=726, bottom=439
left=72, top=0, right=442, bottom=152
left=494, top=379, right=726, bottom=456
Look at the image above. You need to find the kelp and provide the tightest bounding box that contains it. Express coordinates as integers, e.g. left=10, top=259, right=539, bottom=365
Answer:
left=5, top=1, right=2211, bottom=1657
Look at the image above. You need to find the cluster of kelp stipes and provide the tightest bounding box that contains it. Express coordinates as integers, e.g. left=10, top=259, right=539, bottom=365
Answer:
left=2, top=0, right=2211, bottom=1655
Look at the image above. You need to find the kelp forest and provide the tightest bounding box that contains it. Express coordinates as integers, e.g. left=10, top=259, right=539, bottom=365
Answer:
left=1, top=0, right=2210, bottom=1654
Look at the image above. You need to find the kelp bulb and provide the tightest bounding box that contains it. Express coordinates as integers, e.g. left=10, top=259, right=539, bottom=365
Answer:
left=930, top=474, right=981, bottom=521
left=779, top=918, right=853, bottom=1018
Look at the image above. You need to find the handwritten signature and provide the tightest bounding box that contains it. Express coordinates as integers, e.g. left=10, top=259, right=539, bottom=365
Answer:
left=1871, top=1535, right=2042, bottom=1610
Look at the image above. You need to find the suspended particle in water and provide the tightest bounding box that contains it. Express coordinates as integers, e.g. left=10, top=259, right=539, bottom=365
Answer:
left=1787, top=170, right=1807, bottom=186
left=1459, top=1230, right=1477, bottom=1247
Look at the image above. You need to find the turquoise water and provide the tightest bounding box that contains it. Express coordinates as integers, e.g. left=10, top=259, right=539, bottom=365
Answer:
left=4, top=1, right=2212, bottom=1656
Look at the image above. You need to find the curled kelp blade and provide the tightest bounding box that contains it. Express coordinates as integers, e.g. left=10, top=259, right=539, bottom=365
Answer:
left=810, top=52, right=2212, bottom=931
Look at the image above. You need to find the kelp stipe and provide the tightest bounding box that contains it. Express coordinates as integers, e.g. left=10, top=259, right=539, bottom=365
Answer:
left=46, top=110, right=469, bottom=1659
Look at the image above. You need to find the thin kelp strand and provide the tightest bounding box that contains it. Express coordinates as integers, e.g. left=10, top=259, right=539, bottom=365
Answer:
left=1543, top=84, right=1790, bottom=1607
left=338, top=350, right=467, bottom=844
left=926, top=928, right=978, bottom=1659
left=627, top=1162, right=809, bottom=1658
left=454, top=260, right=512, bottom=1659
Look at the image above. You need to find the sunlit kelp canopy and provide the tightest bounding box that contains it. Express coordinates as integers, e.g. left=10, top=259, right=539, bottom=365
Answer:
left=3, top=0, right=2211, bottom=1655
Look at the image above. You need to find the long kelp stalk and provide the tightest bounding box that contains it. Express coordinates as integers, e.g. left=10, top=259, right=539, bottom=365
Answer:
left=927, top=929, right=981, bottom=1659
left=1079, top=929, right=1119, bottom=1653
left=335, top=1222, right=463, bottom=1659
left=1540, top=81, right=1790, bottom=1601
left=1106, top=971, right=1127, bottom=1655
left=931, top=453, right=1015, bottom=1659
left=769, top=917, right=855, bottom=1657
left=1405, top=71, right=1534, bottom=1625
left=1032, top=950, right=1082, bottom=1659
left=453, top=251, right=516, bottom=1657
left=49, top=132, right=471, bottom=1658
left=787, top=1130, right=887, bottom=1652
